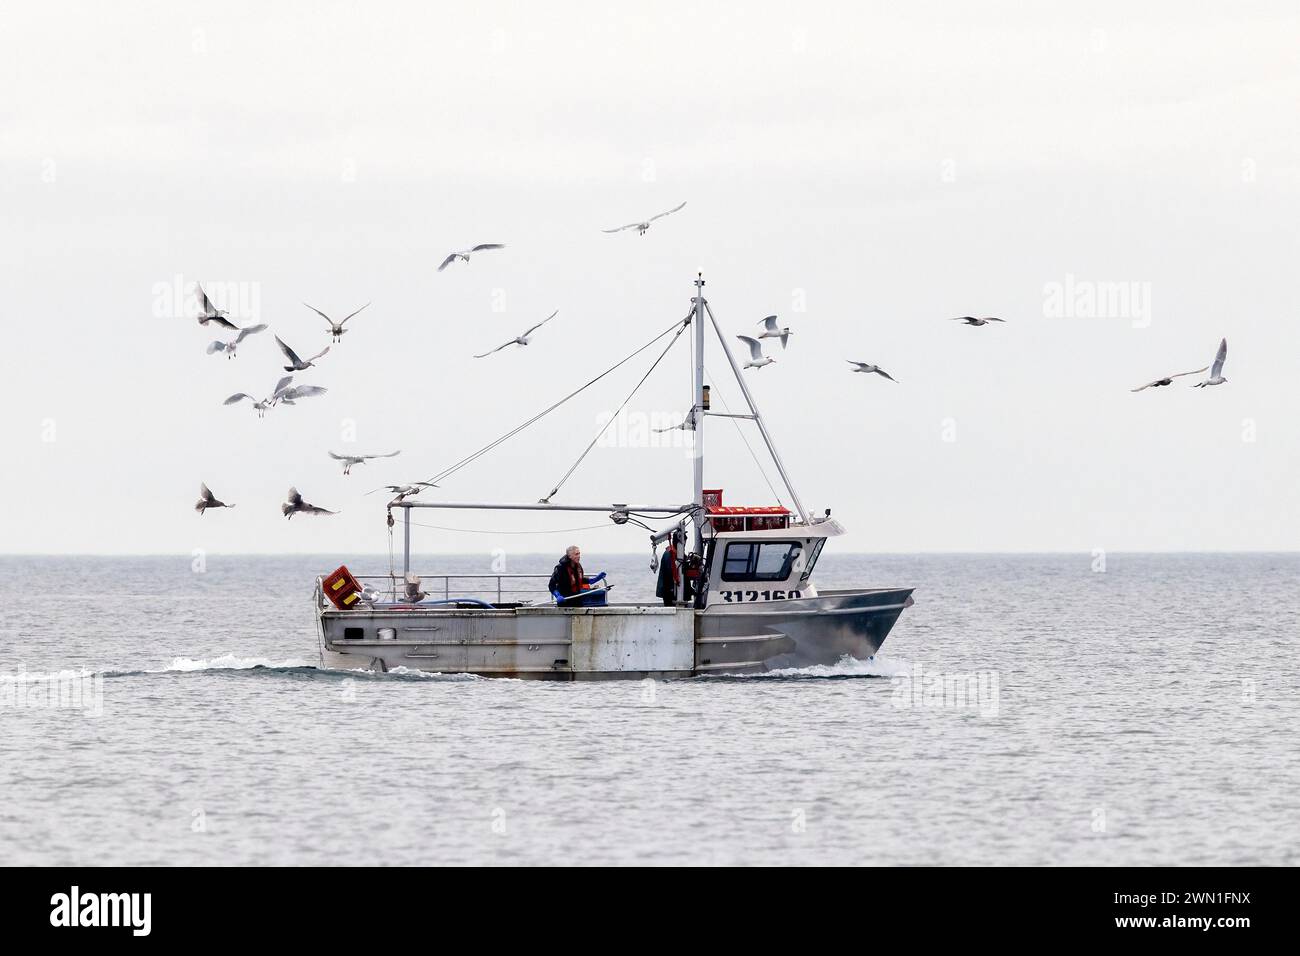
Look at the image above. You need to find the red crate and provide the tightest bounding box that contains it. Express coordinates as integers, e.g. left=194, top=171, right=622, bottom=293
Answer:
left=322, top=565, right=363, bottom=610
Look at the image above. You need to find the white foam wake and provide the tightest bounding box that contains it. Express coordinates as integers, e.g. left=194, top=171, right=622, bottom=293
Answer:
left=745, top=653, right=912, bottom=679
left=161, top=654, right=317, bottom=673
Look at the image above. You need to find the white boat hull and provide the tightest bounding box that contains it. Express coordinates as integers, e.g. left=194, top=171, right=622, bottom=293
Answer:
left=316, top=589, right=912, bottom=679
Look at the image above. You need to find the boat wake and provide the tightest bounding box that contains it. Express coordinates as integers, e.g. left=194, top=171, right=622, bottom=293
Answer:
left=1, top=654, right=490, bottom=684
left=694, top=653, right=912, bottom=681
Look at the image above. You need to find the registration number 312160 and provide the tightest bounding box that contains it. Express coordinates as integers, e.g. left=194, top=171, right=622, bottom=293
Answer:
left=717, top=589, right=802, bottom=602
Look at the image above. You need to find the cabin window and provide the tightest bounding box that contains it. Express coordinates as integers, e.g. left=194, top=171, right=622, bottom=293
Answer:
left=800, top=538, right=826, bottom=583
left=721, top=542, right=802, bottom=582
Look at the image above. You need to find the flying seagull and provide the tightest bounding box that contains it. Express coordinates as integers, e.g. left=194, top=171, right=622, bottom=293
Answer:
left=224, top=375, right=295, bottom=418
left=736, top=335, right=776, bottom=370
left=475, top=310, right=558, bottom=358
left=304, top=302, right=370, bottom=343
left=206, top=323, right=268, bottom=359
left=275, top=384, right=328, bottom=405
left=282, top=487, right=337, bottom=519
left=1131, top=364, right=1210, bottom=392
left=602, top=201, right=687, bottom=236
left=195, top=482, right=235, bottom=515
left=368, top=482, right=440, bottom=502
left=438, top=244, right=505, bottom=272
left=196, top=283, right=240, bottom=330
left=1192, top=339, right=1229, bottom=388
left=951, top=316, right=1006, bottom=327
left=847, top=360, right=898, bottom=382
left=757, top=315, right=792, bottom=348
left=329, top=449, right=401, bottom=475
left=276, top=335, right=330, bottom=372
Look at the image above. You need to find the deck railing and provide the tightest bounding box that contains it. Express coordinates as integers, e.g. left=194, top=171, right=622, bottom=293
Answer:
left=317, top=572, right=553, bottom=607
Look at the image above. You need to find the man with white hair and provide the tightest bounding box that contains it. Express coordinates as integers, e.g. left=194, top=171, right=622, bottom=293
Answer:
left=548, top=544, right=607, bottom=605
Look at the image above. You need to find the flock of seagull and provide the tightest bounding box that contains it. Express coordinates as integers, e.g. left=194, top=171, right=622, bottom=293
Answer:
left=735, top=310, right=1231, bottom=395
left=193, top=200, right=1231, bottom=519
left=193, top=202, right=695, bottom=519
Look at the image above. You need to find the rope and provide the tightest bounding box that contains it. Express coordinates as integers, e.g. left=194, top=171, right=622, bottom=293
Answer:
left=424, top=313, right=692, bottom=487
left=540, top=319, right=689, bottom=501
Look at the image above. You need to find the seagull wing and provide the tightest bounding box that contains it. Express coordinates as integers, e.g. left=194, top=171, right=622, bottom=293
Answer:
left=373, top=450, right=401, bottom=459
left=327, top=451, right=350, bottom=461
left=270, top=375, right=294, bottom=399
left=874, top=368, right=899, bottom=382
left=736, top=335, right=763, bottom=361
left=234, top=323, right=268, bottom=344
left=985, top=317, right=1007, bottom=323
left=199, top=482, right=215, bottom=503
left=207, top=341, right=228, bottom=354
left=306, top=345, right=331, bottom=364
left=223, top=392, right=254, bottom=405
left=649, top=201, right=687, bottom=222
left=761, top=315, right=780, bottom=333
left=302, top=303, right=334, bottom=326
left=470, top=244, right=504, bottom=253
left=522, top=310, right=558, bottom=337
left=602, top=223, right=639, bottom=233
left=210, top=315, right=241, bottom=331
left=1211, top=338, right=1227, bottom=378
left=437, top=253, right=458, bottom=272
left=303, top=503, right=338, bottom=515
left=339, top=302, right=370, bottom=326
left=287, top=385, right=328, bottom=400
left=474, top=341, right=515, bottom=358
left=286, top=487, right=303, bottom=506
left=276, top=336, right=303, bottom=366
left=199, top=285, right=216, bottom=314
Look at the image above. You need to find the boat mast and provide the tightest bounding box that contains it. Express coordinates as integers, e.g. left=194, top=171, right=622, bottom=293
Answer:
left=691, top=274, right=707, bottom=552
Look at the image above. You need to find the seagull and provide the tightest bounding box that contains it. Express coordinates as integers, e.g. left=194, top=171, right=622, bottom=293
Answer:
left=196, top=283, right=240, bottom=330
left=1131, top=364, right=1210, bottom=392
left=275, top=384, right=328, bottom=405
left=195, top=482, right=235, bottom=515
left=438, top=244, right=505, bottom=271
left=474, top=311, right=558, bottom=357
left=276, top=335, right=330, bottom=372
left=951, top=316, right=1006, bottom=327
left=757, top=315, right=792, bottom=348
left=602, top=201, right=687, bottom=236
left=736, top=335, right=776, bottom=369
left=224, top=375, right=294, bottom=418
left=369, top=482, right=440, bottom=502
left=282, top=487, right=337, bottom=519
left=304, top=302, right=369, bottom=343
left=206, top=323, right=268, bottom=359
left=1192, top=339, right=1229, bottom=388
left=847, top=360, right=898, bottom=382
left=329, top=449, right=401, bottom=475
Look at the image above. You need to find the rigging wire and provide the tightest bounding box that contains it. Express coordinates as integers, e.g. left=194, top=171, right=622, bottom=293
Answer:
left=704, top=367, right=787, bottom=508
left=424, top=313, right=693, bottom=487
left=540, top=318, right=690, bottom=502
left=405, top=518, right=624, bottom=535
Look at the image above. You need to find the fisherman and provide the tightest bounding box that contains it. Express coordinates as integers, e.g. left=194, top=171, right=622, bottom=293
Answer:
left=655, top=530, right=681, bottom=606
left=549, top=544, right=607, bottom=605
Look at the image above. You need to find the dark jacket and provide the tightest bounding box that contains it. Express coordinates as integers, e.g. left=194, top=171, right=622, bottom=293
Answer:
left=548, top=555, right=586, bottom=598
left=655, top=544, right=680, bottom=602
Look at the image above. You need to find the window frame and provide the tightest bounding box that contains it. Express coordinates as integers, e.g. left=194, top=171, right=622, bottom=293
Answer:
left=720, top=540, right=803, bottom=583
left=799, top=537, right=827, bottom=583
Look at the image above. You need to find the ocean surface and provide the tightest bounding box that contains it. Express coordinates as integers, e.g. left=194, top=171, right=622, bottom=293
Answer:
left=2, top=552, right=1297, bottom=866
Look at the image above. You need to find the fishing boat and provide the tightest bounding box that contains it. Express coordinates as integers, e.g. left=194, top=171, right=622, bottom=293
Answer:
left=313, top=275, right=913, bottom=678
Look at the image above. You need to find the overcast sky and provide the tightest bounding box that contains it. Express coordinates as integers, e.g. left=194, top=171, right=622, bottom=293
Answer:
left=1, top=1, right=1297, bottom=556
